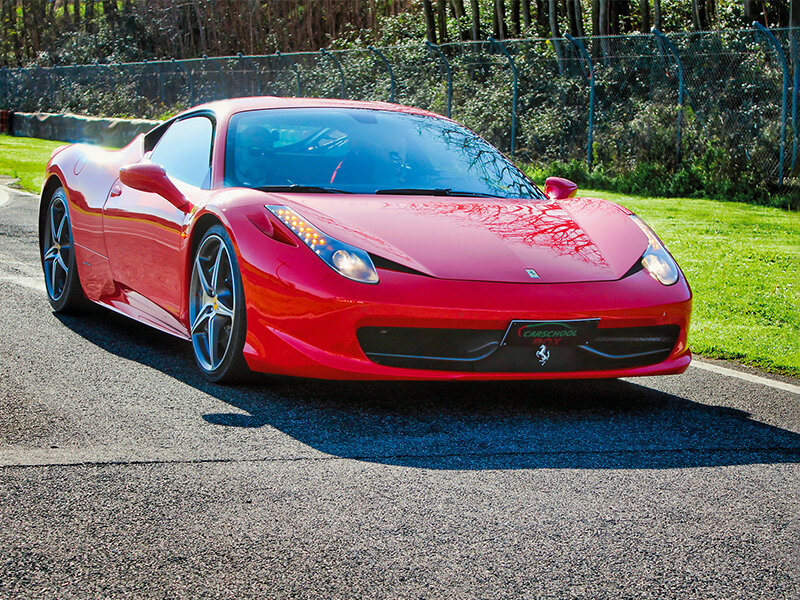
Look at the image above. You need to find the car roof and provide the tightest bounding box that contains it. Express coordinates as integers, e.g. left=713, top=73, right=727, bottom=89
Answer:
left=182, top=96, right=449, bottom=123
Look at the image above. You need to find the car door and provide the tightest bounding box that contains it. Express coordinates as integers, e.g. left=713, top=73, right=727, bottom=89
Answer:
left=103, top=114, right=214, bottom=328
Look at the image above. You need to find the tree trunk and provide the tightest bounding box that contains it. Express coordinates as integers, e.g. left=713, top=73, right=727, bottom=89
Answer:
left=548, top=0, right=564, bottom=70
left=574, top=0, right=585, bottom=37
left=610, top=0, right=620, bottom=34
left=470, top=0, right=481, bottom=40
left=548, top=0, right=561, bottom=37
left=598, top=0, right=611, bottom=56
left=494, top=0, right=507, bottom=39
left=536, top=0, right=548, bottom=33
left=653, top=0, right=661, bottom=29
left=74, top=0, right=81, bottom=26
left=422, top=0, right=437, bottom=43
left=495, top=0, right=508, bottom=40
left=510, top=0, right=521, bottom=36
left=567, top=0, right=579, bottom=36
left=436, top=0, right=448, bottom=42
left=691, top=0, right=703, bottom=29
left=450, top=0, right=469, bottom=40
left=521, top=0, right=532, bottom=29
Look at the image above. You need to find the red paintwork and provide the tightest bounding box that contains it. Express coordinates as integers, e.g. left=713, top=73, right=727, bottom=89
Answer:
left=43, top=96, right=692, bottom=380
left=544, top=177, right=579, bottom=200
left=119, top=162, right=188, bottom=209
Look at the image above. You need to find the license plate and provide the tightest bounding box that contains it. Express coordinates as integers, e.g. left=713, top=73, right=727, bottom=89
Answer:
left=501, top=319, right=600, bottom=347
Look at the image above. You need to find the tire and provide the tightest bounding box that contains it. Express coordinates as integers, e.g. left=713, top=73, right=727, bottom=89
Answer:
left=189, top=225, right=250, bottom=383
left=40, top=186, right=90, bottom=313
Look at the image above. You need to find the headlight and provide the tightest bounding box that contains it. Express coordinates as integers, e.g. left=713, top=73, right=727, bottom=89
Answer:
left=267, top=205, right=379, bottom=284
left=630, top=215, right=680, bottom=286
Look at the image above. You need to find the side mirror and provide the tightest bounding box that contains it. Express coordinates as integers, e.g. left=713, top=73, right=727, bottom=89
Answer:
left=544, top=177, right=578, bottom=200
left=119, top=162, right=188, bottom=210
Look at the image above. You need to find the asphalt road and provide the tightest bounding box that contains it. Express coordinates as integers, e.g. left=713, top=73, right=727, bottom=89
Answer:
left=1, top=186, right=798, bottom=600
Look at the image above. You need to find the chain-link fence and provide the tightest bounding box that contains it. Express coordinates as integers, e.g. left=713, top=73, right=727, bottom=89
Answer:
left=1, top=27, right=798, bottom=190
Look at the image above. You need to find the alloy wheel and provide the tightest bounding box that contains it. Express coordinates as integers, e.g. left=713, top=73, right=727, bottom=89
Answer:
left=189, top=234, right=237, bottom=372
left=43, top=190, right=72, bottom=302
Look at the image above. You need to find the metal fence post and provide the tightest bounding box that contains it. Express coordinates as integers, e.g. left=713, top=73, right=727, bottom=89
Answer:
left=565, top=34, right=595, bottom=170
left=238, top=52, right=261, bottom=96
left=368, top=46, right=395, bottom=102
left=791, top=29, right=799, bottom=176
left=156, top=61, right=166, bottom=104
left=276, top=52, right=302, bottom=97
left=171, top=59, right=194, bottom=105
left=753, top=22, right=790, bottom=186
left=653, top=29, right=689, bottom=165
left=488, top=36, right=519, bottom=157
left=202, top=55, right=227, bottom=100
left=320, top=48, right=346, bottom=99
left=425, top=41, right=452, bottom=118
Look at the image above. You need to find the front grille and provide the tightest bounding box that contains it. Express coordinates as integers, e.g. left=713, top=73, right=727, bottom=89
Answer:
left=357, top=327, right=502, bottom=363
left=357, top=324, right=680, bottom=372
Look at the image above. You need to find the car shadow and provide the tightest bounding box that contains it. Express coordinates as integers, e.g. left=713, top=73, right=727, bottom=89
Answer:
left=56, top=310, right=800, bottom=471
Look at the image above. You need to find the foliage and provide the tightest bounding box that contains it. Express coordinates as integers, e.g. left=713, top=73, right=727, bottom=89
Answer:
left=3, top=28, right=797, bottom=207
left=527, top=159, right=798, bottom=210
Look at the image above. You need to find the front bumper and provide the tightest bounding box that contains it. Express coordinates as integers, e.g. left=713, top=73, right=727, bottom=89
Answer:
left=237, top=249, right=692, bottom=380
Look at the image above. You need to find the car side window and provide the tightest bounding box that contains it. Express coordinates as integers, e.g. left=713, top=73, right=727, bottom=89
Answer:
left=149, top=116, right=213, bottom=188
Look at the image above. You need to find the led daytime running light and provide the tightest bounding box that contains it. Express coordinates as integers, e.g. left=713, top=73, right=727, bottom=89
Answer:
left=267, top=205, right=379, bottom=284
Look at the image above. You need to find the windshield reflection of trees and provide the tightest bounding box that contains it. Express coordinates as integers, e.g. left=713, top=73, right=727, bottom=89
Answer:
left=401, top=199, right=608, bottom=267
left=428, top=119, right=543, bottom=200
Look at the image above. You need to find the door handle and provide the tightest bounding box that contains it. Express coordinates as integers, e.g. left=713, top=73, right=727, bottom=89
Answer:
left=110, top=185, right=122, bottom=197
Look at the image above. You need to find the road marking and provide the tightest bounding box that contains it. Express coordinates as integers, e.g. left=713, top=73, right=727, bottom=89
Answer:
left=691, top=361, right=800, bottom=395
left=0, top=184, right=36, bottom=206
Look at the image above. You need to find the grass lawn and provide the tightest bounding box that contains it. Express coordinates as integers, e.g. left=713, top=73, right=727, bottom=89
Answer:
left=1, top=134, right=798, bottom=375
left=0, top=134, right=68, bottom=193
left=584, top=189, right=799, bottom=377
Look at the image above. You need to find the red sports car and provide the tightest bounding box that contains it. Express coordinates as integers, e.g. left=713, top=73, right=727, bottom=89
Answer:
left=40, top=97, right=691, bottom=382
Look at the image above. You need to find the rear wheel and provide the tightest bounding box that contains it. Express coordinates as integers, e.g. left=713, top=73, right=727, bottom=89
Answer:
left=189, top=225, right=249, bottom=383
left=41, top=187, right=89, bottom=313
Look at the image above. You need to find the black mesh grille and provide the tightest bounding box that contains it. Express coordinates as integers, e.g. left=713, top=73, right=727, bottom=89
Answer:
left=357, top=324, right=680, bottom=372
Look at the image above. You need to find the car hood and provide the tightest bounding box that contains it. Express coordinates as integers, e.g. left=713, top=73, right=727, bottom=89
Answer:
left=268, top=194, right=648, bottom=284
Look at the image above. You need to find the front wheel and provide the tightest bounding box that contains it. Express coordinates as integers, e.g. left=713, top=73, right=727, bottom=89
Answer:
left=41, top=186, right=89, bottom=313
left=189, top=225, right=249, bottom=383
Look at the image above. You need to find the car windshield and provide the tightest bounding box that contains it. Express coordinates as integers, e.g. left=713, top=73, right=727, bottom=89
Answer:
left=224, top=108, right=543, bottom=199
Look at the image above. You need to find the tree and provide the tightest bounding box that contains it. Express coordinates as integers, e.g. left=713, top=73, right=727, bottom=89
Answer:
left=640, top=0, right=650, bottom=32
left=521, top=0, right=532, bottom=29
left=494, top=0, right=507, bottom=39
left=510, top=0, right=521, bottom=36
left=436, top=0, right=449, bottom=42
left=422, top=0, right=437, bottom=43
left=450, top=0, right=470, bottom=41
left=470, top=0, right=481, bottom=40
left=691, top=0, right=708, bottom=29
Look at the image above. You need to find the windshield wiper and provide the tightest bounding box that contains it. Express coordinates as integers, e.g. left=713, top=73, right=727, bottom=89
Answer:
left=256, top=185, right=353, bottom=194
left=375, top=188, right=502, bottom=198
